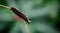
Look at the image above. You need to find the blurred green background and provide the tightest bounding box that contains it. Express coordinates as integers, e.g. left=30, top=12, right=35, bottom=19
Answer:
left=0, top=0, right=60, bottom=33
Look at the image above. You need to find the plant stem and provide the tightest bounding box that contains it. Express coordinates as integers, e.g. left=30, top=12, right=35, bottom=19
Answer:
left=0, top=4, right=10, bottom=9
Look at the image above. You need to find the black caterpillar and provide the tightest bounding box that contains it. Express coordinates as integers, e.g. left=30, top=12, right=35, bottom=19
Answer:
left=11, top=7, right=29, bottom=24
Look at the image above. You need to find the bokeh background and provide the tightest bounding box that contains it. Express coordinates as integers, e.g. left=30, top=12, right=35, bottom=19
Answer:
left=0, top=0, right=60, bottom=33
